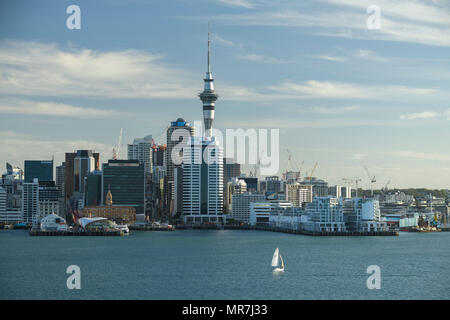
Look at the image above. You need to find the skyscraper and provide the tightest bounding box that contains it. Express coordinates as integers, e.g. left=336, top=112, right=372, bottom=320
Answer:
left=102, top=159, right=145, bottom=215
left=22, top=178, right=39, bottom=225
left=64, top=150, right=99, bottom=200
left=56, top=163, right=65, bottom=198
left=127, top=135, right=153, bottom=175
left=24, top=160, right=53, bottom=183
left=74, top=150, right=96, bottom=194
left=165, top=118, right=195, bottom=213
left=182, top=137, right=224, bottom=223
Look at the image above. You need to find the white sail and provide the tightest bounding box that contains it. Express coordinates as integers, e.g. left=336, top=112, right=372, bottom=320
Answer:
left=271, top=248, right=279, bottom=267
left=280, top=254, right=284, bottom=270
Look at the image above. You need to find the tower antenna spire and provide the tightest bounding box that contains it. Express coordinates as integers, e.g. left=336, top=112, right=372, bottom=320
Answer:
left=207, top=21, right=211, bottom=73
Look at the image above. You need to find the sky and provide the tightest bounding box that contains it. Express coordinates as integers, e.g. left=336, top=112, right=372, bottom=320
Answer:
left=0, top=0, right=449, bottom=189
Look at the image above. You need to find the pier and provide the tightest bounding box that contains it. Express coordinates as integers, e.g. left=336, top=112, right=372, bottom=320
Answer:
left=29, top=230, right=124, bottom=236
left=175, top=224, right=399, bottom=236
left=129, top=224, right=175, bottom=231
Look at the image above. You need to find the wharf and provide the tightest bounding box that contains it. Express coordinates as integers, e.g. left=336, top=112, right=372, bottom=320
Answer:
left=29, top=230, right=124, bottom=236
left=129, top=224, right=175, bottom=231
left=176, top=224, right=399, bottom=236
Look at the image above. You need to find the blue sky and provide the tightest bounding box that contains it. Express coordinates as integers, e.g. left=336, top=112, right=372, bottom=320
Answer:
left=0, top=0, right=449, bottom=189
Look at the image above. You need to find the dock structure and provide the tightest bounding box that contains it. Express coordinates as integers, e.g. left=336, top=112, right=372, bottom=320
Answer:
left=29, top=230, right=124, bottom=236
left=129, top=224, right=175, bottom=231
left=176, top=224, right=399, bottom=236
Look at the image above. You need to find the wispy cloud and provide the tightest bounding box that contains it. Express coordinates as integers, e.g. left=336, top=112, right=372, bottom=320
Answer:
left=209, top=0, right=450, bottom=47
left=0, top=99, right=129, bottom=118
left=400, top=111, right=439, bottom=120
left=0, top=40, right=197, bottom=99
left=218, top=0, right=254, bottom=9
left=310, top=105, right=360, bottom=114
left=269, top=80, right=437, bottom=99
left=238, top=53, right=287, bottom=64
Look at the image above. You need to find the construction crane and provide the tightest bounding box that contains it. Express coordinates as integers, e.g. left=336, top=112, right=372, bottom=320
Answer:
left=112, top=128, right=123, bottom=160
left=305, top=162, right=318, bottom=182
left=363, top=165, right=376, bottom=197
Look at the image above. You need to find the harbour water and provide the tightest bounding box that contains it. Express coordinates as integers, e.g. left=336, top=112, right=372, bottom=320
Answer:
left=0, top=230, right=449, bottom=300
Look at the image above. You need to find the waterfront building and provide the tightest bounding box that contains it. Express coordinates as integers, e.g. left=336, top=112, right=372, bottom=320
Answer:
left=303, top=197, right=346, bottom=232
left=22, top=178, right=39, bottom=225
left=38, top=181, right=60, bottom=226
left=0, top=186, right=6, bottom=222
left=24, top=160, right=53, bottom=183
left=56, top=163, right=65, bottom=198
left=249, top=200, right=293, bottom=226
left=40, top=213, right=68, bottom=231
left=128, top=135, right=153, bottom=175
left=342, top=198, right=385, bottom=232
left=102, top=159, right=145, bottom=215
left=78, top=217, right=115, bottom=231
left=82, top=188, right=136, bottom=225
left=231, top=192, right=266, bottom=223
left=269, top=206, right=307, bottom=230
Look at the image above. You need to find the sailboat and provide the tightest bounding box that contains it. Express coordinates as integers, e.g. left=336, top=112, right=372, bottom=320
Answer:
left=271, top=248, right=284, bottom=272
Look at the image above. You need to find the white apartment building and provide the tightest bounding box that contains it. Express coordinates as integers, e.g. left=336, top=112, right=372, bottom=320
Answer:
left=303, top=196, right=346, bottom=232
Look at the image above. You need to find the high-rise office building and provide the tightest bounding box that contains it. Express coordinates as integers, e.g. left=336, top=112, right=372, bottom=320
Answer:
left=102, top=160, right=145, bottom=215
left=56, top=163, right=65, bottom=198
left=22, top=178, right=39, bottom=225
left=24, top=160, right=53, bottom=183
left=127, top=135, right=153, bottom=175
left=152, top=144, right=166, bottom=167
left=85, top=171, right=102, bottom=206
left=165, top=118, right=195, bottom=212
left=64, top=150, right=99, bottom=199
left=182, top=137, right=224, bottom=223
left=74, top=150, right=96, bottom=194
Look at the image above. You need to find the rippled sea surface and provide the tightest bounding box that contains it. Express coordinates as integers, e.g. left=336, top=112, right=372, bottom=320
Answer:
left=0, top=229, right=449, bottom=299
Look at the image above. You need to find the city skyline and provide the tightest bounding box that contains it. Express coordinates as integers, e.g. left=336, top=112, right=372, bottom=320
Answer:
left=1, top=0, right=450, bottom=189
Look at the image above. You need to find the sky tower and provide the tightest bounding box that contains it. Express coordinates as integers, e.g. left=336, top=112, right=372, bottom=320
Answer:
left=199, top=23, right=218, bottom=138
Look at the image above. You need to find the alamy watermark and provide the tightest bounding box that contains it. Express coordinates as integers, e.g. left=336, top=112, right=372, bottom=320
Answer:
left=366, top=265, right=381, bottom=290
left=66, top=5, right=81, bottom=30
left=366, top=5, right=381, bottom=30
left=66, top=265, right=81, bottom=290
left=170, top=121, right=280, bottom=176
